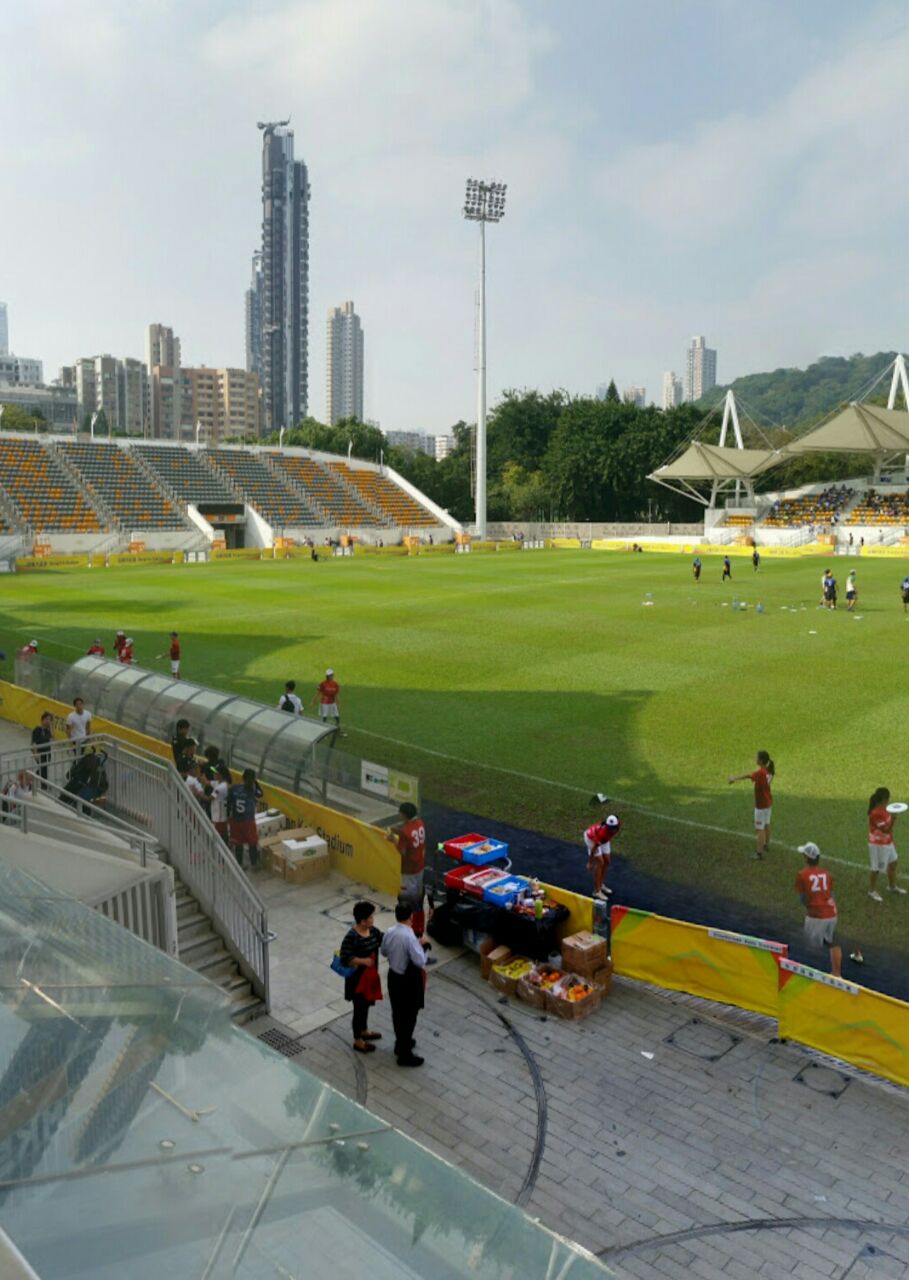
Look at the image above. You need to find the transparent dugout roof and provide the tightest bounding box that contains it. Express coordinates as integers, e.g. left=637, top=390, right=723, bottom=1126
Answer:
left=60, top=658, right=337, bottom=791
left=0, top=863, right=613, bottom=1280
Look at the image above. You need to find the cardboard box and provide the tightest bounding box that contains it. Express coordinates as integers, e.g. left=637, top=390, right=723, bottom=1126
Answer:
left=562, top=930, right=608, bottom=976
left=255, top=809, right=286, bottom=840
left=489, top=957, right=533, bottom=996
left=515, top=975, right=547, bottom=1009
left=261, top=825, right=318, bottom=854
left=593, top=961, right=614, bottom=997
left=265, top=847, right=288, bottom=878
left=284, top=850, right=330, bottom=885
left=545, top=975, right=601, bottom=1020
left=481, top=944, right=511, bottom=981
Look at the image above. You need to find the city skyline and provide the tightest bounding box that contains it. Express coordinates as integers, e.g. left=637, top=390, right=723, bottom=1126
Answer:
left=3, top=3, right=909, bottom=431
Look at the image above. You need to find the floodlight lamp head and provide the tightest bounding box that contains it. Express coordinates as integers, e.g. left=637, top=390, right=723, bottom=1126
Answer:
left=462, top=176, right=508, bottom=222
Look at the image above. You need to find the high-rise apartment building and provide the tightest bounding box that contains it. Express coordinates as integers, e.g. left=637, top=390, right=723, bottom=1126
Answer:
left=245, top=251, right=263, bottom=378
left=661, top=371, right=683, bottom=410
left=434, top=435, right=454, bottom=461
left=326, top=301, right=364, bottom=426
left=146, top=323, right=182, bottom=439
left=685, top=335, right=717, bottom=402
left=0, top=302, right=7, bottom=356
left=0, top=355, right=42, bottom=386
left=183, top=367, right=262, bottom=442
left=74, top=354, right=149, bottom=433
left=259, top=122, right=310, bottom=433
left=622, top=386, right=647, bottom=408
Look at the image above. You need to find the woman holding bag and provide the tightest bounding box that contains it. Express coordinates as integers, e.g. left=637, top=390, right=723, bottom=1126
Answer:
left=339, top=901, right=384, bottom=1053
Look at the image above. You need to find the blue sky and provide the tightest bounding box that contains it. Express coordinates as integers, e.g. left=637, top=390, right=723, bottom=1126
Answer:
left=2, top=1, right=907, bottom=430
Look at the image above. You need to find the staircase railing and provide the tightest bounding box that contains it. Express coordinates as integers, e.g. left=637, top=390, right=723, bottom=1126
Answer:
left=0, top=734, right=270, bottom=1006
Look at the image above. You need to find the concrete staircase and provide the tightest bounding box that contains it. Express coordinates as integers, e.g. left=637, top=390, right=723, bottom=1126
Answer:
left=174, top=870, right=264, bottom=1023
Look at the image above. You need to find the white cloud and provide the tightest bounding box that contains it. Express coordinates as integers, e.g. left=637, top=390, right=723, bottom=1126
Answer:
left=604, top=16, right=909, bottom=242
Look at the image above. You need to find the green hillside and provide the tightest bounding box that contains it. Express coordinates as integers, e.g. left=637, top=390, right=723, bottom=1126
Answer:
left=702, top=350, right=899, bottom=430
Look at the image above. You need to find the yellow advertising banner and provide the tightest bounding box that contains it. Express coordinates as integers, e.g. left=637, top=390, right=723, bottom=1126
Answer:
left=860, top=545, right=909, bottom=558
left=538, top=882, right=594, bottom=941
left=611, top=906, right=785, bottom=1017
left=107, top=551, right=184, bottom=566
left=549, top=538, right=581, bottom=549
left=777, top=958, right=909, bottom=1090
left=14, top=554, right=91, bottom=572
left=211, top=547, right=269, bottom=560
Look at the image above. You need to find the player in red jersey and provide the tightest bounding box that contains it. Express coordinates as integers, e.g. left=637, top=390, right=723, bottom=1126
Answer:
left=388, top=802, right=433, bottom=943
left=794, top=842, right=841, bottom=976
left=728, top=749, right=774, bottom=860
left=867, top=786, right=906, bottom=901
left=113, top=630, right=126, bottom=658
left=314, top=668, right=343, bottom=734
left=118, top=637, right=134, bottom=665
left=157, top=631, right=181, bottom=677
left=584, top=813, right=621, bottom=899
left=86, top=639, right=105, bottom=656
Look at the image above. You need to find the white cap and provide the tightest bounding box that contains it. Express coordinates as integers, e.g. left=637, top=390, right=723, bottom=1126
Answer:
left=126, top=637, right=134, bottom=645
left=29, top=640, right=38, bottom=648
left=116, top=629, right=125, bottom=635
left=605, top=814, right=620, bottom=829
left=325, top=668, right=334, bottom=676
left=798, top=842, right=821, bottom=860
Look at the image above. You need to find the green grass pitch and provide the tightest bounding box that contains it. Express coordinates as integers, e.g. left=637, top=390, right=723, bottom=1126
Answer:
left=2, top=549, right=908, bottom=955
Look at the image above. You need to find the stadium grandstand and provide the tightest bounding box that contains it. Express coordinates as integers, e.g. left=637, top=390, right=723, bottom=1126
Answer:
left=0, top=435, right=455, bottom=554
left=58, top=439, right=188, bottom=530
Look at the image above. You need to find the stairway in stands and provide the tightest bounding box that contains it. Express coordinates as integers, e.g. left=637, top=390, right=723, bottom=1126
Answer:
left=173, top=869, right=263, bottom=1022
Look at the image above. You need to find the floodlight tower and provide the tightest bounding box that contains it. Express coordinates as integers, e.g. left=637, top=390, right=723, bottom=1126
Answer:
left=463, top=178, right=507, bottom=539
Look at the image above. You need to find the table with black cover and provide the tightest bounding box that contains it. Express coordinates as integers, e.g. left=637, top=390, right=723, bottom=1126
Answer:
left=448, top=895, right=569, bottom=961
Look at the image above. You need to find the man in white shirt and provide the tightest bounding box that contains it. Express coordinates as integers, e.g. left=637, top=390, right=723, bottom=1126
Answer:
left=65, top=698, right=92, bottom=749
left=380, top=901, right=428, bottom=1067
left=277, top=681, right=303, bottom=715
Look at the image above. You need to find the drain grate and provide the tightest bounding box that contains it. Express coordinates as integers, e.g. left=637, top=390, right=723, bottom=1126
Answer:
left=794, top=1061, right=850, bottom=1098
left=664, top=1017, right=741, bottom=1062
left=257, top=1027, right=305, bottom=1057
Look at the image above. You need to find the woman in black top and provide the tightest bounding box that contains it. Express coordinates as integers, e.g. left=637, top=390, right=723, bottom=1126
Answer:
left=30, top=712, right=53, bottom=783
left=340, top=900, right=383, bottom=1053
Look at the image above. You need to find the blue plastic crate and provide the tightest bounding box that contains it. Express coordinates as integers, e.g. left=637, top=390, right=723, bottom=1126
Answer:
left=482, top=875, right=530, bottom=906
left=462, top=838, right=509, bottom=866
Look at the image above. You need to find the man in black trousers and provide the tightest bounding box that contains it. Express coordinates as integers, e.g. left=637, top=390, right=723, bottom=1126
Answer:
left=380, top=900, right=429, bottom=1067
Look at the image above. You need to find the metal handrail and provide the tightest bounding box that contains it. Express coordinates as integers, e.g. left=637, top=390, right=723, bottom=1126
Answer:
left=0, top=733, right=270, bottom=1006
left=2, top=774, right=159, bottom=866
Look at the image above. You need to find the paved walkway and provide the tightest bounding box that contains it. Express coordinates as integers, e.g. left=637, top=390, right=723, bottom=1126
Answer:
left=252, top=926, right=909, bottom=1280
left=5, top=711, right=909, bottom=1279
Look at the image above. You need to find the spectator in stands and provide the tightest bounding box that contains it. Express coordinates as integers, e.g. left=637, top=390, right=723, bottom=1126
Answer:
left=846, top=571, right=858, bottom=611
left=314, top=668, right=343, bottom=734
left=339, top=900, right=384, bottom=1055
left=278, top=680, right=304, bottom=714
left=794, top=843, right=841, bottom=977
left=381, top=900, right=429, bottom=1067
left=157, top=632, right=180, bottom=677
left=65, top=697, right=92, bottom=749
left=211, top=762, right=231, bottom=842
left=86, top=639, right=105, bottom=656
left=30, top=711, right=53, bottom=783
left=118, top=637, right=135, bottom=664
left=228, top=767, right=262, bottom=870
left=728, top=750, right=774, bottom=860
left=867, top=787, right=906, bottom=901
left=113, top=630, right=127, bottom=658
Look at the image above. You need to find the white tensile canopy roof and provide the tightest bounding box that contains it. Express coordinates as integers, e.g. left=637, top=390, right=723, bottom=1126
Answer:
left=786, top=403, right=909, bottom=454
left=648, top=441, right=782, bottom=482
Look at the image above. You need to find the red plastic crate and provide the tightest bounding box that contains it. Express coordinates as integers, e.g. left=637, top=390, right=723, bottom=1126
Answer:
left=443, top=864, right=478, bottom=892
left=442, top=832, right=487, bottom=861
left=460, top=868, right=510, bottom=899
